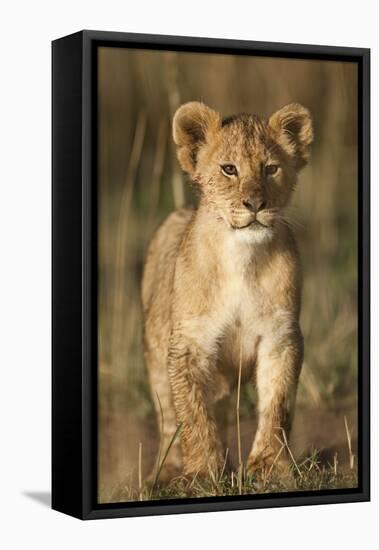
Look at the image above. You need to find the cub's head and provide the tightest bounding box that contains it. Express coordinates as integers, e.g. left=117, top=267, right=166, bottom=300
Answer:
left=173, top=101, right=313, bottom=241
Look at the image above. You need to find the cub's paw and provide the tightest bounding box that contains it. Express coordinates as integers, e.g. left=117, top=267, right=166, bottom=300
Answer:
left=183, top=455, right=225, bottom=482
left=148, top=462, right=183, bottom=486
left=246, top=450, right=290, bottom=479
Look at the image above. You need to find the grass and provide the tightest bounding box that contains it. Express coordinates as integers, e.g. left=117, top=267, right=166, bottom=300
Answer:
left=101, top=393, right=358, bottom=504
left=106, top=451, right=358, bottom=503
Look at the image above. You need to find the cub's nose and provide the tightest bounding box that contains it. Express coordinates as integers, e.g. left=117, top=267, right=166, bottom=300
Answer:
left=242, top=198, right=266, bottom=213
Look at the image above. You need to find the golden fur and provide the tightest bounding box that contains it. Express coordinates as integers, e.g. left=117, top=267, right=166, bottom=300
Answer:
left=142, top=101, right=313, bottom=478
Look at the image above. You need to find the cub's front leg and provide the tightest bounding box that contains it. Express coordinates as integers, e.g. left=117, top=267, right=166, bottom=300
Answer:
left=247, top=327, right=303, bottom=476
left=167, top=327, right=224, bottom=477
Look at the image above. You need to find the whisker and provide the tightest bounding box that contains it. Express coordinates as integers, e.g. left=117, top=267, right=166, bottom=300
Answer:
left=277, top=215, right=305, bottom=232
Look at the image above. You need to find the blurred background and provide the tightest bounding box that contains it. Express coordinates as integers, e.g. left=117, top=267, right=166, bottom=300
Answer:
left=97, top=47, right=358, bottom=502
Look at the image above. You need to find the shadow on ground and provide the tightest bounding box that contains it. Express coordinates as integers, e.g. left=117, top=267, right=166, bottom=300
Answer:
left=23, top=491, right=51, bottom=507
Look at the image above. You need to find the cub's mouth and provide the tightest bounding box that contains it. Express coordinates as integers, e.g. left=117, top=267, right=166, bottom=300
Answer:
left=231, top=219, right=269, bottom=230
left=226, top=207, right=279, bottom=232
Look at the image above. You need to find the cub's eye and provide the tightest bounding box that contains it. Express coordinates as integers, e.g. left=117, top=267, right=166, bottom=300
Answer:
left=221, top=164, right=238, bottom=177
left=265, top=164, right=279, bottom=176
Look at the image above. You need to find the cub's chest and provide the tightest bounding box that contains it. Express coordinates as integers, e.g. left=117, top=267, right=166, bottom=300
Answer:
left=217, top=266, right=269, bottom=328
left=214, top=268, right=268, bottom=382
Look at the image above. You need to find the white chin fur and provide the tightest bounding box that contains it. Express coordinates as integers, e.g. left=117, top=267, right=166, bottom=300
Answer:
left=231, top=225, right=274, bottom=245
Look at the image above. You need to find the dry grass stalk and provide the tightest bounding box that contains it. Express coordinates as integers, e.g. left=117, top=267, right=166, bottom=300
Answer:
left=344, top=415, right=355, bottom=469
left=153, top=392, right=165, bottom=482
left=188, top=471, right=199, bottom=490
left=148, top=118, right=167, bottom=228
left=266, top=443, right=286, bottom=482
left=165, top=51, right=185, bottom=208
left=275, top=429, right=302, bottom=479
left=299, top=362, right=322, bottom=406
left=151, top=422, right=182, bottom=494
left=333, top=452, right=338, bottom=476
left=138, top=442, right=143, bottom=501
left=219, top=448, right=229, bottom=482
left=236, top=338, right=243, bottom=494
left=111, top=110, right=147, bottom=369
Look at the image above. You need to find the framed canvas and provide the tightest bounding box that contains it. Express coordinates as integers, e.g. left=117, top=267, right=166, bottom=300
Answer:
left=52, top=30, right=370, bottom=520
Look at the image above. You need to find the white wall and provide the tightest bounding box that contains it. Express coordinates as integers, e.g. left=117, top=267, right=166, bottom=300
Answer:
left=0, top=1, right=376, bottom=548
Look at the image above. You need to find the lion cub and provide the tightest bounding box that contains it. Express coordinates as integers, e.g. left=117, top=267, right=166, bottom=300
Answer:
left=142, top=101, right=313, bottom=479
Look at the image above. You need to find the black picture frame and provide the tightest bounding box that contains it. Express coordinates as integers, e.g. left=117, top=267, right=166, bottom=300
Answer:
left=52, top=30, right=370, bottom=520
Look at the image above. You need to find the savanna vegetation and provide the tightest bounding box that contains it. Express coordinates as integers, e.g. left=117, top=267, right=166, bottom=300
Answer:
left=97, top=47, right=358, bottom=503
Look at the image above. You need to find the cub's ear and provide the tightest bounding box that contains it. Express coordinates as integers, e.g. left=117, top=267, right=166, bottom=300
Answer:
left=269, top=103, right=313, bottom=170
left=173, top=102, right=221, bottom=175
